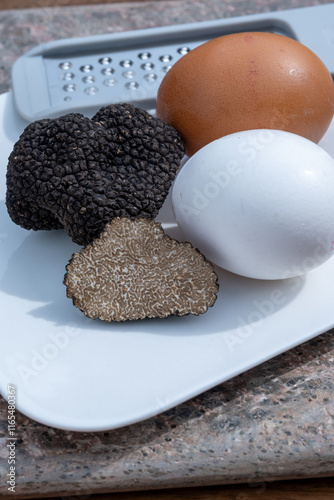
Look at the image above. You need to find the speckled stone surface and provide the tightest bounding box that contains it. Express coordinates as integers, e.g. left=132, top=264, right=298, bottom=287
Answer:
left=0, top=0, right=334, bottom=497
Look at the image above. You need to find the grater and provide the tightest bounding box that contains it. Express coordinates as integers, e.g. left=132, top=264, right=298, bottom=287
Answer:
left=11, top=3, right=334, bottom=122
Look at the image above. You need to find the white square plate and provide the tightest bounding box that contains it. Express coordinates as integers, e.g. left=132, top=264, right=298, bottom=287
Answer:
left=1, top=91, right=334, bottom=431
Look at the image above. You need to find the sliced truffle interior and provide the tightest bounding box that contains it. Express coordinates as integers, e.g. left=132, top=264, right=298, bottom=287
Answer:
left=64, top=217, right=219, bottom=322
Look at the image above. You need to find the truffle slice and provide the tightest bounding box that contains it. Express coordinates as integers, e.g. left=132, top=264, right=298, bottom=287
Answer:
left=64, top=218, right=219, bottom=322
left=6, top=104, right=185, bottom=246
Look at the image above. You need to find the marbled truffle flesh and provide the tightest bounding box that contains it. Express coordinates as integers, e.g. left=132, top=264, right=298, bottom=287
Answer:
left=64, top=217, right=219, bottom=322
left=6, top=103, right=185, bottom=246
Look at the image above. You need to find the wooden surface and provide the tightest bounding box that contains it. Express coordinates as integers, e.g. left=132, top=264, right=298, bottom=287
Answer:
left=0, top=477, right=332, bottom=500
left=99, top=478, right=334, bottom=499
left=64, top=477, right=334, bottom=499
left=1, top=1, right=333, bottom=499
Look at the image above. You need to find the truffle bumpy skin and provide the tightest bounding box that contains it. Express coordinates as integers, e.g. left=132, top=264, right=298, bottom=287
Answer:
left=64, top=217, right=219, bottom=322
left=6, top=104, right=185, bottom=245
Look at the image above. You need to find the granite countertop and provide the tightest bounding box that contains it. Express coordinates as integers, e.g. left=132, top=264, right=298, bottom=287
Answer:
left=0, top=0, right=334, bottom=497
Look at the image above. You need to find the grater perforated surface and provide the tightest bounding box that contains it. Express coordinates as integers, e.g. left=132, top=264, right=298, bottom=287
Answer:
left=45, top=42, right=196, bottom=110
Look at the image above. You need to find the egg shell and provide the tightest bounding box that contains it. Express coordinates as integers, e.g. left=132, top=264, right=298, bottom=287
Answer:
left=172, top=129, right=334, bottom=280
left=156, top=32, right=334, bottom=156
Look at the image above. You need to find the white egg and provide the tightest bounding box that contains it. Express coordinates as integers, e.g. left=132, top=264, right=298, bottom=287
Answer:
left=172, top=129, right=334, bottom=280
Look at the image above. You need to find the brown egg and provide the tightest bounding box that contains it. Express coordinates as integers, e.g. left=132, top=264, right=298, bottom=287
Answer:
left=156, top=32, right=334, bottom=156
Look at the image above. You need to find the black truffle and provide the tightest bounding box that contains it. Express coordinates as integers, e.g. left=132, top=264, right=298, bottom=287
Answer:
left=6, top=103, right=185, bottom=245
left=64, top=217, right=219, bottom=322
